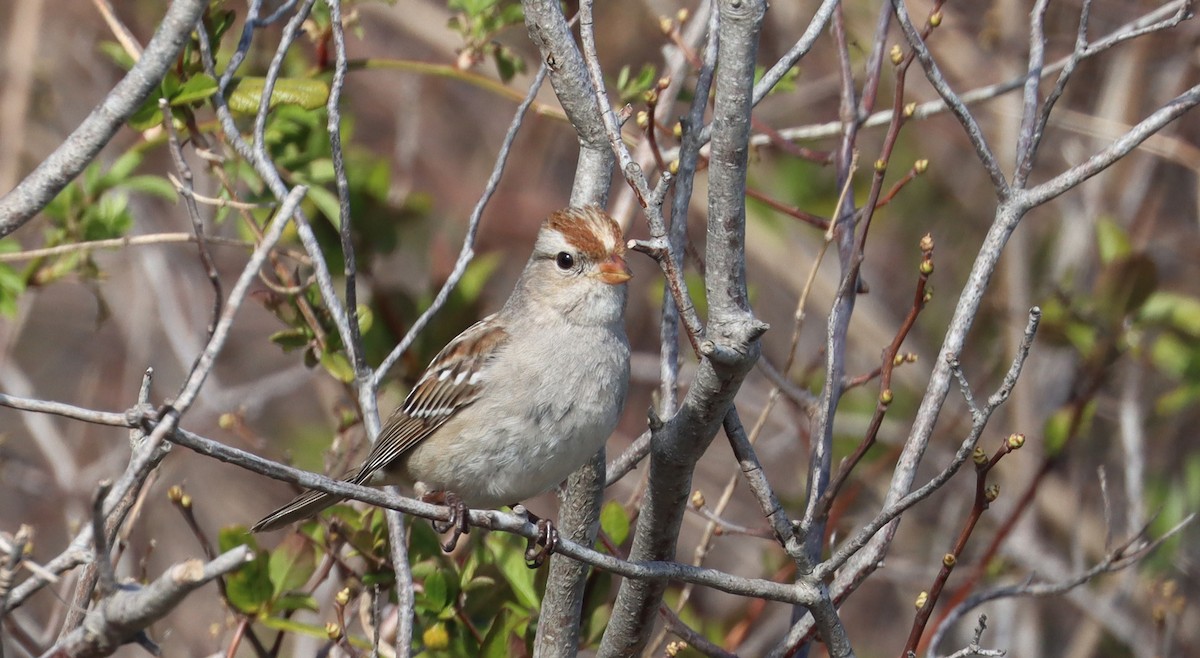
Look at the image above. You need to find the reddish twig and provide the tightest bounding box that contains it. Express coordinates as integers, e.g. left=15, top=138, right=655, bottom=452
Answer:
left=902, top=432, right=1027, bottom=657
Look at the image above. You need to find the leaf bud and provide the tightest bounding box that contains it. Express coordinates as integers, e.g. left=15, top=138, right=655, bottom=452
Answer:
left=985, top=483, right=1000, bottom=502
left=930, top=11, right=943, bottom=27
left=903, top=102, right=917, bottom=118
left=919, top=259, right=935, bottom=275
left=636, top=111, right=650, bottom=128
left=943, top=553, right=957, bottom=568
left=879, top=389, right=894, bottom=405
left=890, top=44, right=904, bottom=65
left=915, top=590, right=928, bottom=609
left=676, top=8, right=689, bottom=23
left=874, top=158, right=887, bottom=173
left=915, top=159, right=929, bottom=174
left=659, top=16, right=673, bottom=34
left=919, top=233, right=934, bottom=252
left=691, top=490, right=706, bottom=509
left=972, top=447, right=988, bottom=465
left=669, top=159, right=680, bottom=175
left=326, top=622, right=343, bottom=640
left=1006, top=433, right=1026, bottom=450
left=336, top=587, right=351, bottom=606
left=168, top=485, right=185, bottom=503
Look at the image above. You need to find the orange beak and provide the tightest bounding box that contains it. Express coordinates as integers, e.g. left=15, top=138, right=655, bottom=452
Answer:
left=597, top=254, right=632, bottom=285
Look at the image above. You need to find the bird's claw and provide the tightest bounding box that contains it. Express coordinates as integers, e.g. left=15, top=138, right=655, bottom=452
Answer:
left=524, top=518, right=559, bottom=568
left=425, top=491, right=470, bottom=553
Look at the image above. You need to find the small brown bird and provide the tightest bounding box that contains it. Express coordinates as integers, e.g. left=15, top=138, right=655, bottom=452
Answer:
left=252, top=206, right=632, bottom=563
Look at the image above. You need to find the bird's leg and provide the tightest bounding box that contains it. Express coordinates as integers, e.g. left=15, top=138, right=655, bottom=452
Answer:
left=422, top=491, right=470, bottom=552
left=512, top=504, right=559, bottom=568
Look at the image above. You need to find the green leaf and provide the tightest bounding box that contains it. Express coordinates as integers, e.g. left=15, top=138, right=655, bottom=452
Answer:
left=259, top=615, right=334, bottom=637
left=270, top=327, right=312, bottom=351
left=320, top=351, right=356, bottom=383
left=458, top=253, right=502, bottom=303
left=1095, top=217, right=1131, bottom=264
left=120, top=175, right=178, bottom=202
left=227, top=77, right=331, bottom=114
left=422, top=569, right=451, bottom=613
left=599, top=501, right=630, bottom=547
left=103, top=150, right=144, bottom=186
left=272, top=592, right=320, bottom=612
left=171, top=73, right=219, bottom=105
left=356, top=304, right=374, bottom=334
left=306, top=185, right=342, bottom=228
left=219, top=528, right=272, bottom=614
left=497, top=539, right=540, bottom=610
left=128, top=97, right=165, bottom=132
left=1140, top=292, right=1200, bottom=337
left=268, top=533, right=317, bottom=596
left=98, top=41, right=135, bottom=70
left=479, top=608, right=516, bottom=658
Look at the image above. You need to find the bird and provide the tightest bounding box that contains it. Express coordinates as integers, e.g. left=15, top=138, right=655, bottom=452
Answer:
left=251, top=206, right=632, bottom=565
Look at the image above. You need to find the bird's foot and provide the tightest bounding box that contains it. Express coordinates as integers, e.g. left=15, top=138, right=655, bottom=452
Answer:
left=423, top=491, right=470, bottom=552
left=512, top=505, right=559, bottom=568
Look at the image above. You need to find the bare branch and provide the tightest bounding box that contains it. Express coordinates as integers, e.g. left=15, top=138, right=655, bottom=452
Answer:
left=43, top=546, right=254, bottom=658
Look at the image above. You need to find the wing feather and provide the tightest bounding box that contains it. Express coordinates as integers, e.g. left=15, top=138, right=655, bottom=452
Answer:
left=353, top=317, right=508, bottom=480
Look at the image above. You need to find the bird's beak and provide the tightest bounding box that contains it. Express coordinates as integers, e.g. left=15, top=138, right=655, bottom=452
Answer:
left=597, top=254, right=632, bottom=285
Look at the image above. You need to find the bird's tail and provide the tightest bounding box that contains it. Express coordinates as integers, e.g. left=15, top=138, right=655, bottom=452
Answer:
left=251, top=487, right=345, bottom=533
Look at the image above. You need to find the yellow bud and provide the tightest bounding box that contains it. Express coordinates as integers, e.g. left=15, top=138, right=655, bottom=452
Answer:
left=919, top=233, right=934, bottom=252
left=903, top=102, right=917, bottom=118
left=930, top=10, right=943, bottom=27
left=218, top=413, right=236, bottom=430
left=326, top=622, right=342, bottom=640
left=691, top=490, right=706, bottom=509
left=657, top=76, right=670, bottom=91
left=423, top=623, right=450, bottom=650
left=893, top=353, right=905, bottom=366
left=890, top=44, right=904, bottom=65
left=668, top=159, right=680, bottom=175
left=943, top=553, right=956, bottom=568
left=923, top=290, right=934, bottom=304
left=985, top=484, right=1000, bottom=502
left=168, top=485, right=184, bottom=503
left=643, top=89, right=659, bottom=105
left=915, top=159, right=929, bottom=174
left=915, top=591, right=928, bottom=609
left=659, top=17, right=673, bottom=34
left=972, top=447, right=988, bottom=465
left=1006, top=433, right=1026, bottom=450
left=673, top=121, right=683, bottom=138
left=906, top=353, right=918, bottom=363
left=676, top=8, right=689, bottom=23
left=919, top=259, right=934, bottom=275
left=180, top=493, right=192, bottom=509
left=335, top=587, right=351, bottom=606
left=879, top=389, right=894, bottom=405
left=874, top=158, right=887, bottom=173
left=636, top=110, right=650, bottom=128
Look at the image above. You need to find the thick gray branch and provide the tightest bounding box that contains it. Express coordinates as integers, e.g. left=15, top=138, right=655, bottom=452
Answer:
left=598, top=1, right=768, bottom=655
left=0, top=0, right=208, bottom=235
left=43, top=546, right=253, bottom=658
left=522, top=0, right=614, bottom=206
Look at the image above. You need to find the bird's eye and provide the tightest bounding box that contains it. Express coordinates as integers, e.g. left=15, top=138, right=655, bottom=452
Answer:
left=555, top=251, right=574, bottom=270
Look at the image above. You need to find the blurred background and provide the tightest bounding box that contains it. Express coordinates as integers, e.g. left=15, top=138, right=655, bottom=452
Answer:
left=1, top=0, right=1198, bottom=656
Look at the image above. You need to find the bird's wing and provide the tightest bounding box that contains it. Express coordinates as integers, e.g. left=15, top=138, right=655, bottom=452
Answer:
left=352, top=316, right=509, bottom=482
